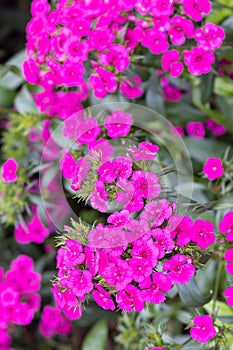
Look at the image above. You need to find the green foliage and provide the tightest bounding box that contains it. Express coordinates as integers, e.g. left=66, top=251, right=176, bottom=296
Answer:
left=82, top=319, right=108, bottom=350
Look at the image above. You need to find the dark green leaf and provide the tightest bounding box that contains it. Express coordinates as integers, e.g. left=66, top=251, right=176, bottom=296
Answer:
left=200, top=72, right=215, bottom=104
left=177, top=277, right=212, bottom=307
left=0, top=86, right=17, bottom=106
left=14, top=85, right=38, bottom=113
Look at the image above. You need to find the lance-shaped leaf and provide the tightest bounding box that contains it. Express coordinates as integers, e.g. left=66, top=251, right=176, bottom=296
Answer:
left=177, top=277, right=213, bottom=307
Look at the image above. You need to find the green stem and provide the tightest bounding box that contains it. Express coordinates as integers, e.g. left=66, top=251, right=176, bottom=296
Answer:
left=213, top=259, right=224, bottom=312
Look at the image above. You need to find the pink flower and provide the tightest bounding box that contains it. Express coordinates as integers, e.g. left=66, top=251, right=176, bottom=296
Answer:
left=224, top=249, right=233, bottom=275
left=128, top=142, right=159, bottom=161
left=63, top=114, right=81, bottom=139
left=89, top=28, right=114, bottom=51
left=169, top=215, right=193, bottom=247
left=152, top=229, right=175, bottom=258
left=90, top=181, right=108, bottom=213
left=152, top=0, right=174, bottom=16
left=163, top=254, right=195, bottom=284
left=92, top=285, right=115, bottom=310
left=195, top=23, right=225, bottom=50
left=161, top=50, right=184, bottom=77
left=186, top=121, right=205, bottom=139
left=76, top=117, right=102, bottom=145
left=13, top=303, right=34, bottom=325
left=39, top=305, right=72, bottom=338
left=90, top=68, right=117, bottom=98
left=103, top=259, right=133, bottom=290
left=183, top=0, right=211, bottom=22
left=142, top=29, right=169, bottom=54
left=99, top=44, right=130, bottom=72
left=140, top=272, right=172, bottom=304
left=169, top=16, right=194, bottom=45
left=141, top=199, right=173, bottom=227
left=27, top=214, right=50, bottom=244
left=116, top=285, right=144, bottom=312
left=190, top=315, right=216, bottom=343
left=206, top=119, right=226, bottom=136
left=23, top=58, right=40, bottom=84
left=66, top=269, right=93, bottom=297
left=62, top=61, right=84, bottom=87
left=1, top=158, right=18, bottom=183
left=131, top=170, right=161, bottom=199
left=71, top=157, right=90, bottom=191
left=224, top=286, right=233, bottom=307
left=219, top=212, right=233, bottom=242
left=183, top=48, right=215, bottom=76
left=89, top=139, right=114, bottom=162
left=135, top=0, right=152, bottom=15
left=104, top=110, right=133, bottom=138
left=0, top=287, right=20, bottom=307
left=120, top=76, right=143, bottom=99
left=130, top=258, right=153, bottom=282
left=191, top=220, right=216, bottom=249
left=203, top=158, right=224, bottom=181
left=60, top=152, right=77, bottom=180
left=31, top=0, right=50, bottom=17
left=107, top=210, right=131, bottom=227
left=132, top=239, right=159, bottom=266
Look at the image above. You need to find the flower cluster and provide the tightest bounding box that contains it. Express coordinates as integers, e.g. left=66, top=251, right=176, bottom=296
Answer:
left=39, top=305, right=72, bottom=338
left=219, top=212, right=233, bottom=307
left=24, top=0, right=225, bottom=118
left=172, top=120, right=226, bottom=139
left=0, top=255, right=41, bottom=346
left=54, top=122, right=219, bottom=317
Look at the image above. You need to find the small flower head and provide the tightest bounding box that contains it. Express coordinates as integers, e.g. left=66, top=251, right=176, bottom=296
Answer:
left=203, top=158, right=224, bottom=181
left=190, top=315, right=216, bottom=343
left=1, top=158, right=18, bottom=183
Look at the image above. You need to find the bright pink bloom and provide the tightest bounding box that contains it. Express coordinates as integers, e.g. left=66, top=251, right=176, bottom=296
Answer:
left=184, top=48, right=215, bottom=75
left=23, top=58, right=40, bottom=84
left=76, top=117, right=101, bottom=145
left=89, top=28, right=114, bottom=50
left=99, top=44, right=130, bottom=72
left=65, top=269, right=93, bottom=297
left=152, top=0, right=174, bottom=16
left=60, top=152, right=77, bottom=180
left=183, top=0, right=211, bottom=21
left=191, top=220, right=216, bottom=249
left=219, top=212, right=233, bottom=242
left=203, top=158, right=224, bottom=181
left=89, top=139, right=114, bottom=162
left=186, top=121, right=205, bottom=139
left=128, top=142, right=159, bottom=161
left=104, top=110, right=133, bottom=138
left=116, top=285, right=144, bottom=312
left=31, top=0, right=50, bottom=17
left=132, top=239, right=159, bottom=266
left=152, top=229, right=174, bottom=258
left=92, top=285, right=115, bottom=310
left=141, top=199, right=173, bottom=227
left=62, top=61, right=84, bottom=87
left=190, top=315, right=216, bottom=343
left=113, top=157, right=132, bottom=180
left=1, top=158, right=18, bottom=183
left=120, top=76, right=143, bottom=99
left=90, top=68, right=117, bottom=98
left=27, top=214, right=50, bottom=244
left=90, top=180, right=108, bottom=213
left=131, top=170, right=161, bottom=199
left=224, top=249, right=233, bottom=275
left=140, top=272, right=172, bottom=304
left=39, top=305, right=72, bottom=338
left=130, top=258, right=153, bottom=282
left=169, top=16, right=194, bottom=45
left=163, top=254, right=195, bottom=284
left=107, top=210, right=130, bottom=227
left=142, top=29, right=169, bottom=54
left=206, top=119, right=226, bottom=136
left=224, top=286, right=233, bottom=307
left=161, top=50, right=184, bottom=77
left=63, top=114, right=81, bottom=139
left=13, top=303, right=34, bottom=325
left=71, top=158, right=90, bottom=191
left=135, top=0, right=152, bottom=15
left=195, top=23, right=225, bottom=50
left=169, top=215, right=193, bottom=246
left=103, top=259, right=133, bottom=290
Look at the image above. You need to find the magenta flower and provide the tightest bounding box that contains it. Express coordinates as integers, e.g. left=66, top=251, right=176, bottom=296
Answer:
left=195, top=23, right=225, bottom=50
left=224, top=249, right=233, bottom=275
left=23, top=58, right=40, bottom=84
left=161, top=50, right=184, bottom=77
left=131, top=170, right=161, bottom=199
left=113, top=157, right=133, bottom=180
left=190, top=315, right=216, bottom=343
left=152, top=0, right=174, bottom=16
left=219, top=212, right=233, bottom=242
left=132, top=239, right=159, bottom=266
left=186, top=121, right=205, bottom=139
left=203, top=158, right=224, bottom=181
left=107, top=210, right=130, bottom=227
left=120, top=76, right=143, bottom=99
left=92, top=285, right=115, bottom=311
left=89, top=28, right=114, bottom=51
left=39, top=305, right=72, bottom=338
left=63, top=114, right=81, bottom=140
left=104, top=110, right=133, bottom=138
left=183, top=48, right=215, bottom=75
left=163, top=254, right=195, bottom=284
left=224, top=286, right=233, bottom=307
left=206, top=119, right=226, bottom=136
left=66, top=269, right=93, bottom=297
left=183, top=0, right=211, bottom=21
left=103, top=259, right=133, bottom=291
left=99, top=44, right=130, bottom=72
left=62, top=61, right=84, bottom=87
left=90, top=68, right=117, bottom=98
left=191, top=220, right=215, bottom=249
left=60, top=152, right=77, bottom=180
left=76, top=117, right=102, bottom=145
left=71, top=157, right=90, bottom=191
left=169, top=16, right=194, bottom=45
left=89, top=139, right=114, bottom=162
left=169, top=215, right=193, bottom=247
left=142, top=29, right=169, bottom=54
left=90, top=180, right=108, bottom=213
left=1, top=158, right=18, bottom=183
left=141, top=199, right=173, bottom=227
left=128, top=142, right=159, bottom=161
left=152, top=229, right=175, bottom=258
left=116, top=285, right=144, bottom=312
left=140, top=272, right=172, bottom=304
left=130, top=258, right=153, bottom=282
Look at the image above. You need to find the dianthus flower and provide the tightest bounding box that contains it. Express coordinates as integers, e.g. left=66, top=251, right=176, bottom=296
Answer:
left=195, top=23, right=225, bottom=50
left=203, top=158, right=224, bottom=181
left=104, top=110, right=133, bottom=138
left=190, top=315, right=216, bottom=343
left=224, top=249, right=233, bottom=275
left=39, top=305, right=72, bottom=338
left=161, top=50, right=184, bottom=78
left=191, top=220, right=216, bottom=249
left=186, top=121, right=205, bottom=139
left=183, top=0, right=212, bottom=22
left=183, top=48, right=215, bottom=76
left=219, top=212, right=233, bottom=242
left=224, top=286, right=233, bottom=307
left=1, top=158, right=18, bottom=183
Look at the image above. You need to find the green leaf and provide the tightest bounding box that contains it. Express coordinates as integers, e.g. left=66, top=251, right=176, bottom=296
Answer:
left=0, top=50, right=25, bottom=89
left=214, top=76, right=233, bottom=97
left=165, top=100, right=206, bottom=124
left=82, top=319, right=108, bottom=350
left=216, top=96, right=233, bottom=133
left=200, top=72, right=215, bottom=104
left=0, top=86, right=17, bottom=106
left=177, top=277, right=212, bottom=307
left=14, top=85, right=38, bottom=113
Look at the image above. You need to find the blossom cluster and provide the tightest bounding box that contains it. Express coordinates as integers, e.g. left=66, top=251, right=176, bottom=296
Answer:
left=0, top=255, right=41, bottom=348
left=54, top=118, right=220, bottom=318
left=173, top=120, right=226, bottom=139
left=23, top=0, right=225, bottom=118
left=39, top=305, right=72, bottom=338
left=220, top=212, right=233, bottom=307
